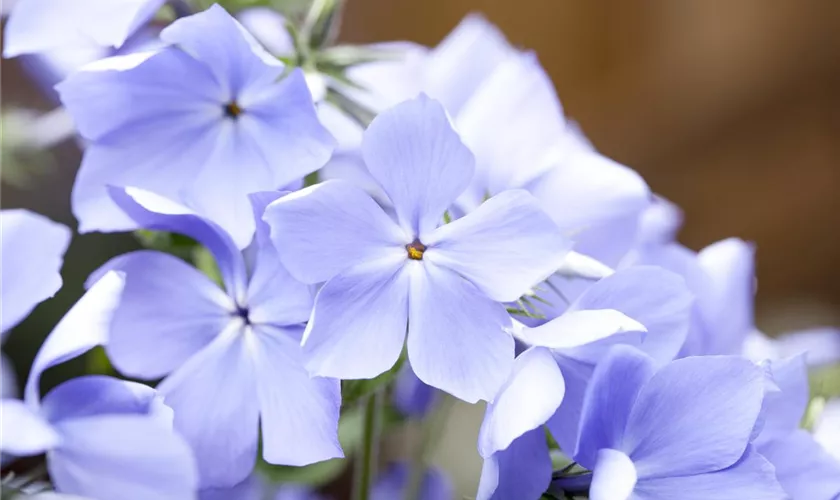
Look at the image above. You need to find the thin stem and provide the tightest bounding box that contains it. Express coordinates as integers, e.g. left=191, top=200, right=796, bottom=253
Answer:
left=353, top=389, right=383, bottom=500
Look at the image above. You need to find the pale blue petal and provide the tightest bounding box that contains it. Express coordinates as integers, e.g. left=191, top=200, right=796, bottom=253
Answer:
left=106, top=187, right=248, bottom=296
left=633, top=447, right=787, bottom=500
left=157, top=328, right=259, bottom=488
left=41, top=375, right=165, bottom=424
left=589, top=449, right=636, bottom=500
left=0, top=398, right=60, bottom=456
left=25, top=272, right=125, bottom=405
left=760, top=430, right=840, bottom=500
left=362, top=95, right=475, bottom=236
left=236, top=8, right=294, bottom=56
left=1, top=354, right=17, bottom=398
left=477, top=427, right=551, bottom=500
left=264, top=180, right=407, bottom=284
left=755, top=356, right=809, bottom=447
left=392, top=364, right=438, bottom=418
left=544, top=355, right=595, bottom=454
left=301, top=256, right=409, bottom=379
left=425, top=190, right=569, bottom=302
left=0, top=209, right=70, bottom=334
left=251, top=325, right=342, bottom=466
left=566, top=266, right=693, bottom=364
left=407, top=262, right=513, bottom=403
left=695, top=238, right=755, bottom=355
left=455, top=52, right=566, bottom=206
left=773, top=327, right=840, bottom=367
left=626, top=356, right=765, bottom=478
left=479, top=347, right=565, bottom=457
left=424, top=14, right=516, bottom=115
left=574, top=346, right=656, bottom=469
left=3, top=0, right=164, bottom=57
left=49, top=414, right=198, bottom=500
left=98, top=251, right=233, bottom=380
left=245, top=193, right=314, bottom=326
left=514, top=309, right=644, bottom=350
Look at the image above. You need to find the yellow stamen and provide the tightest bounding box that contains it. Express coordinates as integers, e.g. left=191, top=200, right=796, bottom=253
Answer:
left=406, top=240, right=426, bottom=260
left=225, top=101, right=243, bottom=118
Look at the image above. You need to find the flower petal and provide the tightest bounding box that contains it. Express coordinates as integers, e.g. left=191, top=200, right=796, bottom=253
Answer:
left=407, top=262, right=514, bottom=403
left=3, top=0, right=164, bottom=57
left=476, top=427, right=551, bottom=500
left=265, top=180, right=407, bottom=284
left=574, top=346, right=656, bottom=469
left=516, top=310, right=645, bottom=351
left=567, top=266, right=693, bottom=364
left=98, top=251, right=233, bottom=380
left=41, top=375, right=168, bottom=425
left=755, top=356, right=809, bottom=446
left=0, top=398, right=60, bottom=456
left=392, top=363, right=438, bottom=418
left=760, top=430, right=840, bottom=500
left=371, top=463, right=453, bottom=500
left=302, top=256, right=410, bottom=379
left=425, top=189, right=569, bottom=302
left=251, top=325, right=342, bottom=466
left=589, top=449, right=637, bottom=500
left=0, top=209, right=70, bottom=334
left=157, top=327, right=259, bottom=487
left=625, top=356, right=765, bottom=478
left=362, top=95, right=475, bottom=236
left=25, top=271, right=125, bottom=405
left=633, top=447, right=786, bottom=500
left=49, top=414, right=198, bottom=500
left=478, top=347, right=565, bottom=457
left=107, top=186, right=248, bottom=296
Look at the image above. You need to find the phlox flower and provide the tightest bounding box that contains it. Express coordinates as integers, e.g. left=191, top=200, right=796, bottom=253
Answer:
left=264, top=95, right=568, bottom=403
left=1, top=272, right=198, bottom=500
left=371, top=463, right=453, bottom=500
left=1, top=209, right=70, bottom=398
left=93, top=187, right=342, bottom=487
left=568, top=346, right=786, bottom=500
left=57, top=5, right=335, bottom=248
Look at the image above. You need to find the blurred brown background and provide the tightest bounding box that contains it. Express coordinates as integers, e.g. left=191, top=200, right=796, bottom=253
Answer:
left=3, top=0, right=840, bottom=496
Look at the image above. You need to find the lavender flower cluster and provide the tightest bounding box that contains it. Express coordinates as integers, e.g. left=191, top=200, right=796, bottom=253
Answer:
left=2, top=1, right=839, bottom=499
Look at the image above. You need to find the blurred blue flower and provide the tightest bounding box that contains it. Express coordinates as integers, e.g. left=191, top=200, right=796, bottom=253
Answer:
left=264, top=95, right=569, bottom=403
left=371, top=462, right=452, bottom=500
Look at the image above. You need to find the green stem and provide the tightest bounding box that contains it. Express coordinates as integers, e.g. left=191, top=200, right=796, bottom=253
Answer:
left=353, top=389, right=383, bottom=500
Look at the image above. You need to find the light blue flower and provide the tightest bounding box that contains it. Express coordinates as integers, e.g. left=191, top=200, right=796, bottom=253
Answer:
left=56, top=5, right=335, bottom=248
left=264, top=95, right=569, bottom=403
left=92, top=186, right=342, bottom=488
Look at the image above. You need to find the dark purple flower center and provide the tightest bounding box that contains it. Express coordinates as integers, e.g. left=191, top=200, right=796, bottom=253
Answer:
left=406, top=240, right=426, bottom=260
left=224, top=101, right=243, bottom=119
left=235, top=305, right=251, bottom=325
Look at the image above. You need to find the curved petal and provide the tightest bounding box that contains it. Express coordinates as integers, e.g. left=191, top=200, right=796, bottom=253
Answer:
left=516, top=310, right=645, bottom=350
left=589, top=449, right=637, bottom=500
left=456, top=52, right=566, bottom=206
left=567, top=266, right=693, bottom=364
left=251, top=325, right=342, bottom=466
left=625, top=356, right=765, bottom=478
left=49, top=414, right=198, bottom=500
left=157, top=327, right=259, bottom=487
left=362, top=95, right=475, bottom=236
left=0, top=209, right=71, bottom=334
left=574, top=346, right=656, bottom=469
left=760, top=430, right=840, bottom=500
left=755, top=356, right=809, bottom=446
left=407, top=262, right=514, bottom=403
left=476, top=427, right=551, bottom=500
left=392, top=364, right=438, bottom=418
left=264, top=180, right=407, bottom=284
left=41, top=375, right=167, bottom=424
left=424, top=14, right=516, bottom=114
left=695, top=238, right=755, bottom=355
left=633, top=447, right=786, bottom=500
left=25, top=271, right=125, bottom=405
left=301, top=256, right=410, bottom=379
left=425, top=190, right=570, bottom=302
left=478, top=347, right=565, bottom=457
left=3, top=0, right=164, bottom=57
left=99, top=251, right=233, bottom=380
left=0, top=398, right=60, bottom=456
left=107, top=186, right=247, bottom=297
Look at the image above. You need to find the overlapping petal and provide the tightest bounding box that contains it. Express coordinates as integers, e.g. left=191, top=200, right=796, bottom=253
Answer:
left=0, top=398, right=60, bottom=456
left=589, top=449, right=637, bottom=500
left=476, top=427, right=551, bottom=500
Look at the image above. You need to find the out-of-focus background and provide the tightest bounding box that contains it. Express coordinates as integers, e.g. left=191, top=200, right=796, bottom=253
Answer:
left=3, top=1, right=840, bottom=497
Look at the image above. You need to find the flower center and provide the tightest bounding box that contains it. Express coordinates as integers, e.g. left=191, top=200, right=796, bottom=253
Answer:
left=224, top=101, right=243, bottom=119
left=406, top=240, right=426, bottom=260
left=235, top=305, right=251, bottom=325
